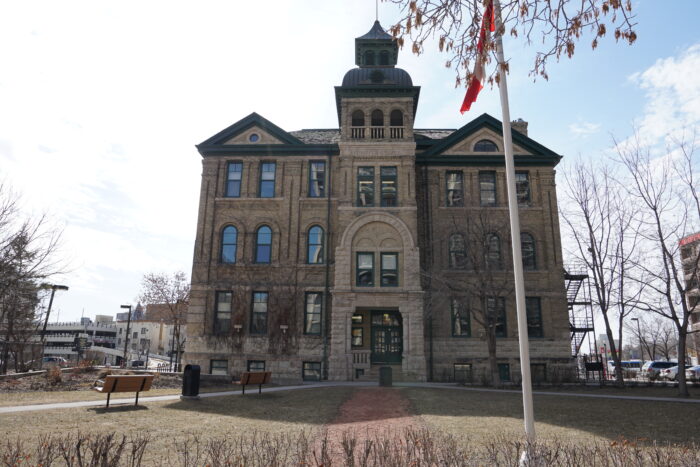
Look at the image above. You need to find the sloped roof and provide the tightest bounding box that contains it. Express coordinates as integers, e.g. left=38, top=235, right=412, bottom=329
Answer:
left=357, top=20, right=393, bottom=40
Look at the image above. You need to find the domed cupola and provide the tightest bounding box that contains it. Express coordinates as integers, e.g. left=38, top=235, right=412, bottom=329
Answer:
left=355, top=20, right=398, bottom=67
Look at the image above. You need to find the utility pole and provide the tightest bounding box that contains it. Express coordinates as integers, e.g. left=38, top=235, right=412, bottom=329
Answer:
left=120, top=304, right=132, bottom=367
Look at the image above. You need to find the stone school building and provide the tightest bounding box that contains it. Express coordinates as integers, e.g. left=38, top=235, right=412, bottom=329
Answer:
left=183, top=21, right=572, bottom=382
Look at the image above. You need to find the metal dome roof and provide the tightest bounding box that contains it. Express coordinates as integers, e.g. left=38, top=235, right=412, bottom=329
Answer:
left=356, top=20, right=394, bottom=40
left=341, top=67, right=413, bottom=87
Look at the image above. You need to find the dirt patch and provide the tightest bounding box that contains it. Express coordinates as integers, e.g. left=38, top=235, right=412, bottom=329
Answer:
left=0, top=369, right=183, bottom=393
left=319, top=387, right=422, bottom=461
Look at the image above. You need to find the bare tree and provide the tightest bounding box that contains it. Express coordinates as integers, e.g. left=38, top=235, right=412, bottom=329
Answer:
left=0, top=183, right=64, bottom=374
left=138, top=271, right=190, bottom=371
left=626, top=315, right=677, bottom=362
left=616, top=132, right=699, bottom=396
left=385, top=0, right=637, bottom=83
left=426, top=211, right=514, bottom=385
left=561, top=161, right=642, bottom=386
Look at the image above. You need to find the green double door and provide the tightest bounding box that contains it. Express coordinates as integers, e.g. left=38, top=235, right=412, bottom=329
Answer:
left=370, top=311, right=403, bottom=364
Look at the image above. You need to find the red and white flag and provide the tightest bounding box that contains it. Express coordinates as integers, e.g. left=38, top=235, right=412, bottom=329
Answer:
left=460, top=1, right=495, bottom=114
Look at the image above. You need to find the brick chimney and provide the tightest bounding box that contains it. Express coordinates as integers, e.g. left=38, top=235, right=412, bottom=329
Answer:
left=511, top=118, right=528, bottom=136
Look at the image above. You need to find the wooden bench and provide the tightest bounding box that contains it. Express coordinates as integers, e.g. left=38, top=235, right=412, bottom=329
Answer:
left=92, top=374, right=155, bottom=408
left=233, top=371, right=271, bottom=394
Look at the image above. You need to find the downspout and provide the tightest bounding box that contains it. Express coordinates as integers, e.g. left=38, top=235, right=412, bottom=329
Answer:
left=322, top=153, right=332, bottom=380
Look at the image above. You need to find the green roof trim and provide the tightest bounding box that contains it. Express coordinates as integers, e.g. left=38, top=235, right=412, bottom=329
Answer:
left=197, top=112, right=304, bottom=148
left=419, top=113, right=561, bottom=162
left=415, top=154, right=561, bottom=167
left=198, top=144, right=340, bottom=157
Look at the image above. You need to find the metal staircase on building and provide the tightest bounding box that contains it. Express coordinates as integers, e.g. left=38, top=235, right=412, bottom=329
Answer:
left=565, top=264, right=595, bottom=357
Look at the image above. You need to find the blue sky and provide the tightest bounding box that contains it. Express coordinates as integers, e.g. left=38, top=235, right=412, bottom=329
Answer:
left=1, top=1, right=699, bottom=322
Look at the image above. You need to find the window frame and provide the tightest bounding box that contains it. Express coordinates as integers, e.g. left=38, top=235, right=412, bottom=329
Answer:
left=357, top=166, right=375, bottom=207
left=304, top=292, right=322, bottom=336
left=302, top=361, right=322, bottom=381
left=258, top=161, right=276, bottom=198
left=380, top=166, right=398, bottom=207
left=498, top=363, right=511, bottom=382
left=521, top=233, right=536, bottom=271
left=526, top=297, right=544, bottom=338
left=451, top=298, right=471, bottom=337
left=254, top=225, right=272, bottom=264
left=308, top=161, right=326, bottom=198
left=214, top=291, right=232, bottom=335
left=446, top=170, right=464, bottom=207
left=307, top=225, right=325, bottom=264
left=351, top=327, right=363, bottom=347
left=225, top=162, right=243, bottom=198
left=479, top=171, right=497, bottom=207
left=487, top=297, right=507, bottom=338
left=356, top=252, right=375, bottom=287
left=449, top=233, right=467, bottom=269
left=474, top=139, right=499, bottom=152
left=220, top=225, right=238, bottom=264
left=380, top=252, right=399, bottom=287
left=515, top=171, right=530, bottom=205
left=250, top=291, right=268, bottom=335
left=485, top=233, right=502, bottom=270
left=247, top=360, right=265, bottom=372
left=210, top=359, right=228, bottom=375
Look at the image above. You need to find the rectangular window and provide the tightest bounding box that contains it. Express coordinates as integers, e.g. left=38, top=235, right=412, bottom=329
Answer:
left=250, top=292, right=268, bottom=334
left=352, top=327, right=363, bottom=347
left=210, top=359, right=228, bottom=375
left=302, top=361, right=321, bottom=381
left=247, top=360, right=265, bottom=372
left=259, top=162, right=276, bottom=198
left=380, top=166, right=397, bottom=207
left=380, top=252, right=398, bottom=287
left=479, top=171, right=497, bottom=206
left=226, top=162, right=243, bottom=197
left=446, top=171, right=464, bottom=207
left=356, top=252, right=374, bottom=286
left=357, top=167, right=375, bottom=206
left=515, top=171, right=530, bottom=205
left=451, top=298, right=470, bottom=337
left=531, top=363, right=547, bottom=383
left=487, top=297, right=507, bottom=337
left=304, top=292, right=322, bottom=335
left=454, top=363, right=472, bottom=383
left=352, top=314, right=363, bottom=324
left=309, top=161, right=326, bottom=197
left=526, top=297, right=543, bottom=338
left=498, top=363, right=511, bottom=382
left=141, top=328, right=147, bottom=335
left=214, top=291, right=232, bottom=334
left=133, top=332, right=138, bottom=339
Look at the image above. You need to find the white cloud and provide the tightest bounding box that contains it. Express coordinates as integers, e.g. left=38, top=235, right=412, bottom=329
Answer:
left=568, top=121, right=601, bottom=137
left=629, top=44, right=700, bottom=145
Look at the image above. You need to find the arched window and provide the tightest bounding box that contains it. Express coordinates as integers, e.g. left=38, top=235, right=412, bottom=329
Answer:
left=521, top=233, right=536, bottom=270
left=390, top=109, right=403, bottom=126
left=220, top=226, right=237, bottom=264
left=307, top=226, right=324, bottom=264
left=255, top=226, right=272, bottom=264
left=474, top=139, right=498, bottom=152
left=364, top=50, right=375, bottom=66
left=351, top=110, right=365, bottom=127
left=485, top=233, right=501, bottom=269
left=371, top=110, right=384, bottom=126
left=379, top=50, right=389, bottom=65
left=449, top=234, right=467, bottom=269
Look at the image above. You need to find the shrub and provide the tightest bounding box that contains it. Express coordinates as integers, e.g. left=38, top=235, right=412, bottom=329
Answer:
left=44, top=366, right=62, bottom=386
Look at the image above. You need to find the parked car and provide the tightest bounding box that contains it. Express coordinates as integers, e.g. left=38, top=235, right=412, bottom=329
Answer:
left=660, top=366, right=679, bottom=381
left=642, top=361, right=677, bottom=380
left=130, top=360, right=145, bottom=368
left=607, top=360, right=643, bottom=378
left=685, top=365, right=700, bottom=382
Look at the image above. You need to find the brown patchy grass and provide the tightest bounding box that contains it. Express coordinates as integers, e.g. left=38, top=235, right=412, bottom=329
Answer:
left=0, top=387, right=354, bottom=465
left=0, top=385, right=236, bottom=407
left=533, top=383, right=700, bottom=399
left=403, top=387, right=699, bottom=446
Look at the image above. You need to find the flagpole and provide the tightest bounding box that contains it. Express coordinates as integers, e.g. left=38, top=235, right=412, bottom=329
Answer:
left=492, top=0, right=536, bottom=448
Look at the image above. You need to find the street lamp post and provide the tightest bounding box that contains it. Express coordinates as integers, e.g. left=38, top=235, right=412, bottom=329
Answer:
left=121, top=305, right=132, bottom=367
left=39, top=284, right=69, bottom=356
left=631, top=317, right=643, bottom=364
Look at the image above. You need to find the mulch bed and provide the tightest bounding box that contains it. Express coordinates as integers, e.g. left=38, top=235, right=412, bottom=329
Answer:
left=0, top=369, right=182, bottom=393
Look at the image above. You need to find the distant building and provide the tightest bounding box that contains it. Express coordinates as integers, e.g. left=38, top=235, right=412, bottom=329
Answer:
left=42, top=319, right=120, bottom=365
left=680, top=232, right=700, bottom=365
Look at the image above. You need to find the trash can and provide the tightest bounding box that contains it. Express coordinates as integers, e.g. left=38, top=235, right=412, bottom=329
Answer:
left=181, top=364, right=201, bottom=399
left=379, top=366, right=392, bottom=387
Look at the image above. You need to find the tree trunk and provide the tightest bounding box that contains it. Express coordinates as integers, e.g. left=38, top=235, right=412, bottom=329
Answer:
left=486, top=328, right=500, bottom=387
left=603, top=316, right=625, bottom=386
left=677, top=330, right=689, bottom=397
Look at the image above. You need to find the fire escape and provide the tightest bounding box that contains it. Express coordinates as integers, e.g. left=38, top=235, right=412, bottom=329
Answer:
left=565, top=264, right=595, bottom=357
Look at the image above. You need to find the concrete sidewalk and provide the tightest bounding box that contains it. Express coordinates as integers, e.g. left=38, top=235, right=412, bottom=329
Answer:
left=1, top=381, right=698, bottom=414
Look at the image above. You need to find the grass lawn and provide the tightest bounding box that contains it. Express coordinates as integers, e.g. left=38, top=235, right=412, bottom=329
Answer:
left=0, top=384, right=236, bottom=407
left=533, top=384, right=700, bottom=399
left=403, top=387, right=699, bottom=446
left=0, top=387, right=354, bottom=464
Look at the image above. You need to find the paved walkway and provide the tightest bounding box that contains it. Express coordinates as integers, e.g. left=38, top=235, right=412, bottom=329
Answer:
left=1, top=381, right=699, bottom=414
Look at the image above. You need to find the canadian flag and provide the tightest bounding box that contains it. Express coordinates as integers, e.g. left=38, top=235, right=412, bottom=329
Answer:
left=460, top=1, right=495, bottom=114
